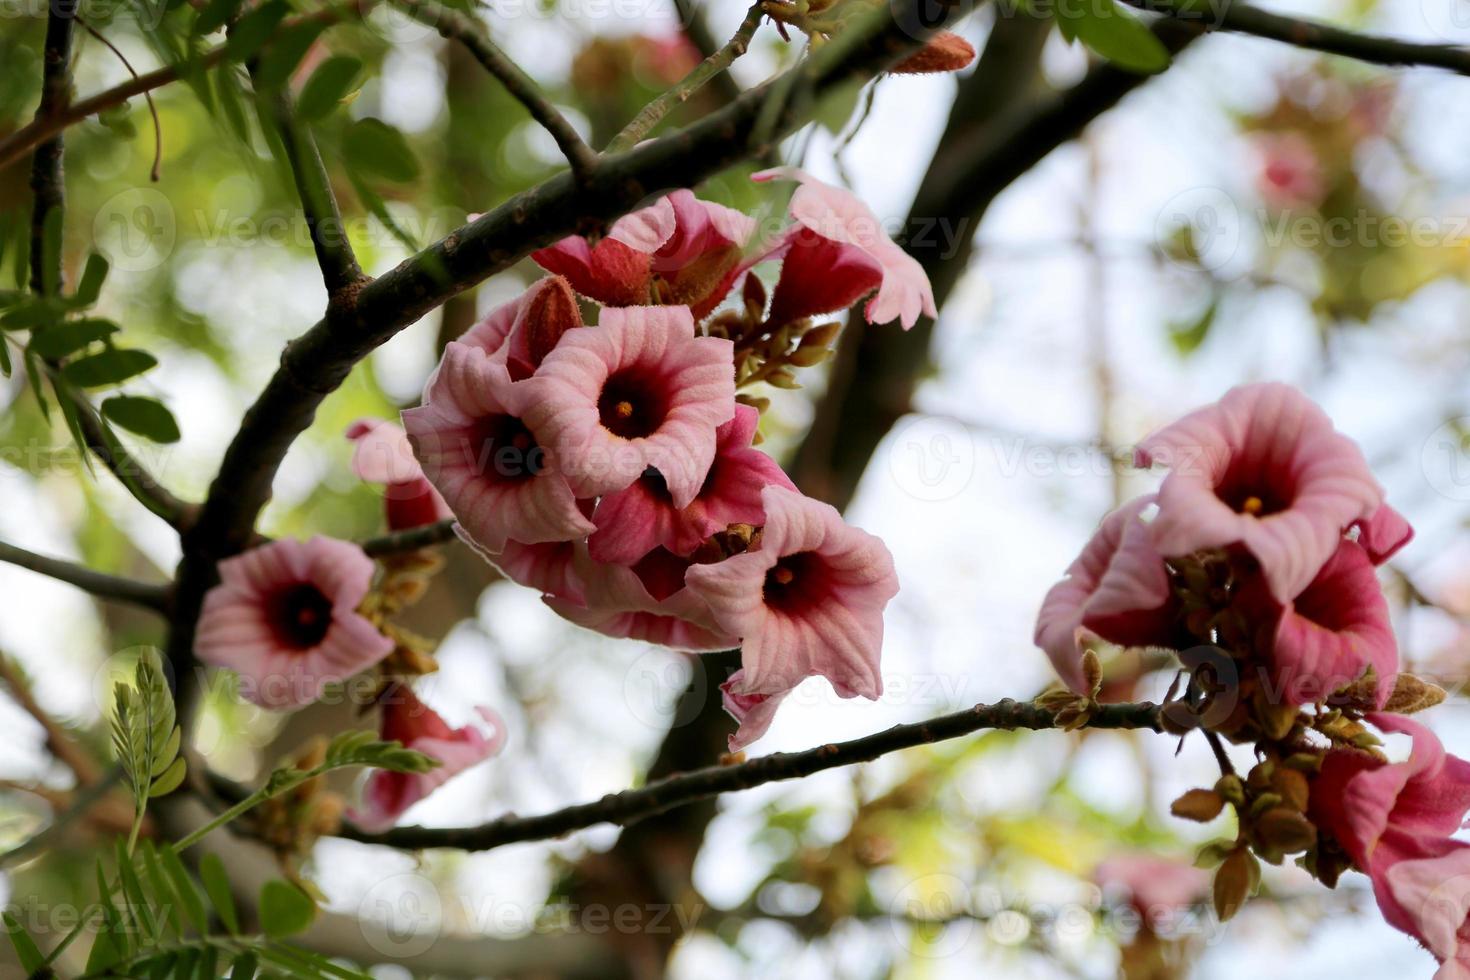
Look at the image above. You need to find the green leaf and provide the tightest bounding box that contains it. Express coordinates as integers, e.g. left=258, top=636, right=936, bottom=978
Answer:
left=254, top=21, right=330, bottom=89
left=0, top=338, right=11, bottom=377
left=224, top=0, right=289, bottom=62
left=1, top=296, right=64, bottom=330
left=296, top=56, right=363, bottom=122
left=89, top=863, right=132, bottom=972
left=3, top=912, right=44, bottom=974
left=259, top=881, right=318, bottom=938
left=149, top=756, right=188, bottom=797
left=1168, top=296, right=1218, bottom=355
left=98, top=103, right=138, bottom=138
left=138, top=841, right=183, bottom=939
left=115, top=837, right=162, bottom=945
left=1060, top=0, right=1170, bottom=73
left=23, top=349, right=49, bottom=420
left=30, top=317, right=119, bottom=359
left=343, top=118, right=420, bottom=183
left=199, top=853, right=239, bottom=935
left=103, top=395, right=183, bottom=444
left=62, top=347, right=158, bottom=387
left=71, top=251, right=110, bottom=308
left=159, top=847, right=208, bottom=933
left=230, top=951, right=259, bottom=980
left=195, top=0, right=243, bottom=35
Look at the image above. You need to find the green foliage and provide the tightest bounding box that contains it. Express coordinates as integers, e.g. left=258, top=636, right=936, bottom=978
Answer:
left=109, top=648, right=186, bottom=849
left=343, top=118, right=420, bottom=183
left=1056, top=0, right=1171, bottom=74
left=200, top=853, right=240, bottom=935
left=296, top=57, right=364, bottom=122
left=103, top=395, right=184, bottom=444
left=3, top=910, right=45, bottom=973
left=259, top=880, right=318, bottom=938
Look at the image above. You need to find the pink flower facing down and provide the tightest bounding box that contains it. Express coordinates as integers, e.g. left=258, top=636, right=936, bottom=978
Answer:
left=544, top=546, right=735, bottom=652
left=403, top=339, right=594, bottom=554
left=1252, top=537, right=1399, bottom=706
left=351, top=684, right=506, bottom=833
left=1135, top=382, right=1385, bottom=604
left=684, top=485, right=898, bottom=701
left=1308, top=715, right=1470, bottom=975
left=196, top=537, right=393, bottom=709
left=720, top=668, right=789, bottom=752
left=752, top=168, right=937, bottom=329
left=1355, top=502, right=1415, bottom=565
left=345, top=419, right=451, bottom=531
left=589, top=404, right=795, bottom=564
left=1033, top=495, right=1175, bottom=695
left=524, top=305, right=736, bottom=508
left=533, top=190, right=757, bottom=318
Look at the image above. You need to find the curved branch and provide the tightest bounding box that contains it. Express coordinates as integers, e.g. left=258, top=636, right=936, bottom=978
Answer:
left=1128, top=0, right=1470, bottom=75
left=337, top=699, right=1161, bottom=851
left=0, top=540, right=172, bottom=612
left=396, top=0, right=598, bottom=182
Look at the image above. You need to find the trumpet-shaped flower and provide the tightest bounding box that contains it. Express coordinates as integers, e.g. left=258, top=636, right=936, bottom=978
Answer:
left=545, top=546, right=734, bottom=651
left=1033, top=495, right=1175, bottom=694
left=684, top=486, right=897, bottom=699
left=403, top=341, right=595, bottom=553
left=196, top=537, right=393, bottom=709
left=350, top=684, right=506, bottom=832
left=1135, top=382, right=1384, bottom=603
left=524, top=305, right=735, bottom=508
left=752, top=168, right=937, bottom=329
left=346, top=419, right=451, bottom=531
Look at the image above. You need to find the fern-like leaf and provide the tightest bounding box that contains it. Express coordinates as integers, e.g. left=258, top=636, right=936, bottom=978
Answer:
left=110, top=648, right=186, bottom=845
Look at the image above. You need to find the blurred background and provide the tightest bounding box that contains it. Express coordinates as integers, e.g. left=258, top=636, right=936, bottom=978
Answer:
left=2, top=0, right=1470, bottom=976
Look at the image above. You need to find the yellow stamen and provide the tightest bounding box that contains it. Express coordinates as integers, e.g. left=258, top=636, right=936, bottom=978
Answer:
left=615, top=400, right=635, bottom=419
left=772, top=567, right=795, bottom=586
left=1242, top=496, right=1264, bottom=516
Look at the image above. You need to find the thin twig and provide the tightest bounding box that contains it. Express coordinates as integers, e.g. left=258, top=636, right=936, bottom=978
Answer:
left=258, top=86, right=366, bottom=297
left=0, top=540, right=172, bottom=613
left=1127, top=0, right=1470, bottom=75
left=77, top=16, right=163, bottom=182
left=0, top=651, right=102, bottom=784
left=394, top=0, right=598, bottom=182
left=608, top=1, right=767, bottom=152
left=361, top=518, right=457, bottom=557
left=332, top=699, right=1161, bottom=851
left=0, top=4, right=361, bottom=171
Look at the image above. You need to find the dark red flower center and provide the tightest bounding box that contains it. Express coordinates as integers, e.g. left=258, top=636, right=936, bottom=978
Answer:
left=598, top=370, right=670, bottom=439
left=1214, top=460, right=1295, bottom=517
left=267, top=583, right=333, bottom=650
left=472, top=414, right=545, bottom=482
left=763, top=551, right=825, bottom=614
left=632, top=547, right=693, bottom=602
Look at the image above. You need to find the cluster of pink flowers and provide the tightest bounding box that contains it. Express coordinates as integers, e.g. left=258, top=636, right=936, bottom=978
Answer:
left=193, top=172, right=918, bottom=829
left=1035, top=382, right=1410, bottom=705
left=405, top=171, right=918, bottom=749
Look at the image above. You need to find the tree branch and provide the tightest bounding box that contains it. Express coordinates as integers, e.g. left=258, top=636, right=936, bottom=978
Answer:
left=258, top=86, right=366, bottom=298
left=28, top=0, right=75, bottom=298
left=395, top=0, right=598, bottom=182
left=336, top=699, right=1161, bottom=851
left=607, top=1, right=766, bottom=152
left=0, top=540, right=172, bottom=612
left=360, top=518, right=457, bottom=557
left=1128, top=0, right=1470, bottom=75
left=167, top=0, right=970, bottom=683
left=0, top=651, right=102, bottom=784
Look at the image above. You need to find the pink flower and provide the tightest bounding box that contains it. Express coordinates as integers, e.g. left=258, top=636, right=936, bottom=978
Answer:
left=350, top=683, right=506, bottom=832
left=1254, top=538, right=1398, bottom=705
left=1094, top=854, right=1209, bottom=920
left=1135, top=382, right=1384, bottom=604
left=533, top=191, right=756, bottom=318
left=1309, top=715, right=1470, bottom=973
left=589, top=404, right=795, bottom=564
left=1033, top=495, right=1175, bottom=694
left=545, top=547, right=735, bottom=651
left=721, top=668, right=789, bottom=751
left=684, top=486, right=897, bottom=699
left=448, top=276, right=584, bottom=382
left=752, top=168, right=937, bottom=329
left=196, top=537, right=393, bottom=709
left=1355, top=503, right=1414, bottom=565
left=403, top=340, right=595, bottom=553
left=523, top=305, right=736, bottom=508
left=453, top=523, right=591, bottom=608
left=345, top=419, right=451, bottom=531
left=1254, top=132, right=1326, bottom=210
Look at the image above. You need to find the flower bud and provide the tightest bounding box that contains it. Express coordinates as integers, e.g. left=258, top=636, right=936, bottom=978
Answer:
left=1171, top=788, right=1226, bottom=822
left=1213, top=848, right=1257, bottom=921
